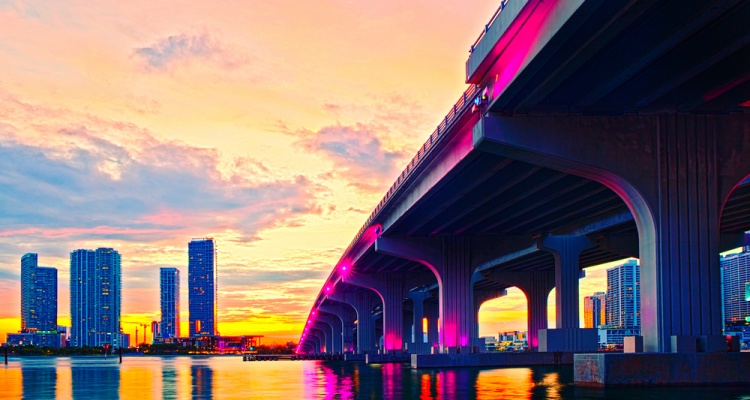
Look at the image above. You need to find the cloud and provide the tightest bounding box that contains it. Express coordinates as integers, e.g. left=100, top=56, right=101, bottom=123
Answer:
left=0, top=125, right=318, bottom=257
left=133, top=32, right=246, bottom=70
left=294, top=123, right=408, bottom=191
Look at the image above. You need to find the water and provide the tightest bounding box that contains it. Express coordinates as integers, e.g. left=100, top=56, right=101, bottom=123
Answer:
left=2, top=356, right=750, bottom=399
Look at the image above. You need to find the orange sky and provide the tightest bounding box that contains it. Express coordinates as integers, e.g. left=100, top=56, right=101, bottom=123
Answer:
left=0, top=0, right=621, bottom=344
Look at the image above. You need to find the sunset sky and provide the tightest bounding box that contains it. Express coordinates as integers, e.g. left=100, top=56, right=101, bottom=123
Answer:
left=0, top=0, right=621, bottom=344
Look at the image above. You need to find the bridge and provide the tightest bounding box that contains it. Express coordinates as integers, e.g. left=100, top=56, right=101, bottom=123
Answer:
left=296, top=0, right=750, bottom=384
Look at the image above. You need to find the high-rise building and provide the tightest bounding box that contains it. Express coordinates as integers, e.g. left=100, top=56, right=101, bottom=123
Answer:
left=721, top=244, right=750, bottom=335
left=606, top=260, right=640, bottom=328
left=20, top=253, right=38, bottom=331
left=34, top=267, right=58, bottom=332
left=189, top=238, right=217, bottom=337
left=160, top=267, right=180, bottom=339
left=584, top=292, right=606, bottom=328
left=20, top=253, right=58, bottom=333
left=69, top=248, right=122, bottom=347
left=602, top=259, right=641, bottom=345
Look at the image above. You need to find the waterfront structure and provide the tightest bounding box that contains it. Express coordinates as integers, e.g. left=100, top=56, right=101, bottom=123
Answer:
left=189, top=238, right=217, bottom=337
left=20, top=253, right=58, bottom=332
left=160, top=267, right=181, bottom=339
left=298, top=0, right=750, bottom=364
left=6, top=331, right=65, bottom=347
left=69, top=248, right=122, bottom=347
left=721, top=244, right=750, bottom=345
left=583, top=292, right=606, bottom=329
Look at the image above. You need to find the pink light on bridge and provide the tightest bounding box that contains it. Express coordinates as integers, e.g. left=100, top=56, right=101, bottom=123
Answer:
left=475, top=0, right=562, bottom=102
left=383, top=333, right=400, bottom=351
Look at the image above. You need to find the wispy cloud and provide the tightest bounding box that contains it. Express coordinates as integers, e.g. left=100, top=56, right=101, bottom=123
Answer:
left=133, top=32, right=246, bottom=70
left=293, top=123, right=408, bottom=192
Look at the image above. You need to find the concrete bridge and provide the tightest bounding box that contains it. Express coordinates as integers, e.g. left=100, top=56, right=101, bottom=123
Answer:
left=297, top=0, right=750, bottom=375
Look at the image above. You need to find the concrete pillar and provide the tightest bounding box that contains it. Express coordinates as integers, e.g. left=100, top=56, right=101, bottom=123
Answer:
left=349, top=292, right=379, bottom=354
left=372, top=314, right=382, bottom=352
left=318, top=315, right=343, bottom=354
left=313, top=326, right=331, bottom=354
left=342, top=272, right=425, bottom=353
left=407, top=290, right=430, bottom=354
left=382, top=274, right=406, bottom=352
left=319, top=303, right=357, bottom=353
left=538, top=235, right=593, bottom=329
left=474, top=113, right=750, bottom=351
left=425, top=301, right=439, bottom=351
left=403, top=310, right=413, bottom=351
left=376, top=235, right=532, bottom=352
left=310, top=333, right=322, bottom=354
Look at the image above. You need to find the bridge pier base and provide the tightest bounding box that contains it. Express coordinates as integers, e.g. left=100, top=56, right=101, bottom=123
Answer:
left=575, top=352, right=750, bottom=386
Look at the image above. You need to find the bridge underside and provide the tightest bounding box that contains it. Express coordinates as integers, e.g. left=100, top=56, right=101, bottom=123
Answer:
left=301, top=0, right=750, bottom=355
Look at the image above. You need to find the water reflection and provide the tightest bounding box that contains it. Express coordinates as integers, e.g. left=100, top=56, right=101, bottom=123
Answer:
left=191, top=362, right=213, bottom=399
left=22, top=363, right=56, bottom=399
left=2, top=356, right=750, bottom=399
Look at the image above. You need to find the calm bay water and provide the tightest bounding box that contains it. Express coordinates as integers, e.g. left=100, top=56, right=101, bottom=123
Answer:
left=2, top=355, right=750, bottom=399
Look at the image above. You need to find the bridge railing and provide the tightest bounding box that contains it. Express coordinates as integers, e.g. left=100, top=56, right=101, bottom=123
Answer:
left=469, top=0, right=511, bottom=54
left=338, top=83, right=479, bottom=259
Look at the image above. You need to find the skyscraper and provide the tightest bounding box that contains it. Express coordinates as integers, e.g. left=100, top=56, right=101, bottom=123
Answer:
left=189, top=238, right=217, bottom=337
left=160, top=267, right=181, bottom=339
left=20, top=253, right=57, bottom=332
left=721, top=244, right=750, bottom=335
left=583, top=291, right=606, bottom=328
left=20, top=253, right=38, bottom=331
left=606, top=260, right=640, bottom=328
left=34, top=267, right=58, bottom=332
left=69, top=248, right=122, bottom=347
left=602, top=259, right=641, bottom=345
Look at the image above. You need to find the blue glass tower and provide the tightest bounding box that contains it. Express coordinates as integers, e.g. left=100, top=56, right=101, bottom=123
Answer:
left=20, top=253, right=38, bottom=331
left=20, top=253, right=57, bottom=333
left=34, top=267, right=58, bottom=332
left=70, top=248, right=121, bottom=347
left=189, top=238, right=217, bottom=337
left=160, top=267, right=181, bottom=338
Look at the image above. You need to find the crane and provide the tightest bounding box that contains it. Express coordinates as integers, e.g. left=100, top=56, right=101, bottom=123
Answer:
left=140, top=323, right=149, bottom=345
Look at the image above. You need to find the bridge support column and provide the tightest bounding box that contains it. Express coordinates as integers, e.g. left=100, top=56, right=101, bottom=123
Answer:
left=474, top=113, right=750, bottom=352
left=318, top=315, right=343, bottom=354
left=376, top=235, right=531, bottom=352
left=311, top=331, right=323, bottom=354
left=426, top=301, right=439, bottom=351
left=319, top=303, right=357, bottom=353
left=314, top=323, right=332, bottom=354
left=349, top=292, right=379, bottom=354
left=408, top=290, right=430, bottom=354
left=538, top=235, right=593, bottom=329
left=342, top=272, right=429, bottom=353
left=487, top=270, right=555, bottom=351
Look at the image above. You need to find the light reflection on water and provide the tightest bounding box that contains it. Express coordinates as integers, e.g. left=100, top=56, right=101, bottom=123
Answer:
left=2, top=356, right=750, bottom=399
